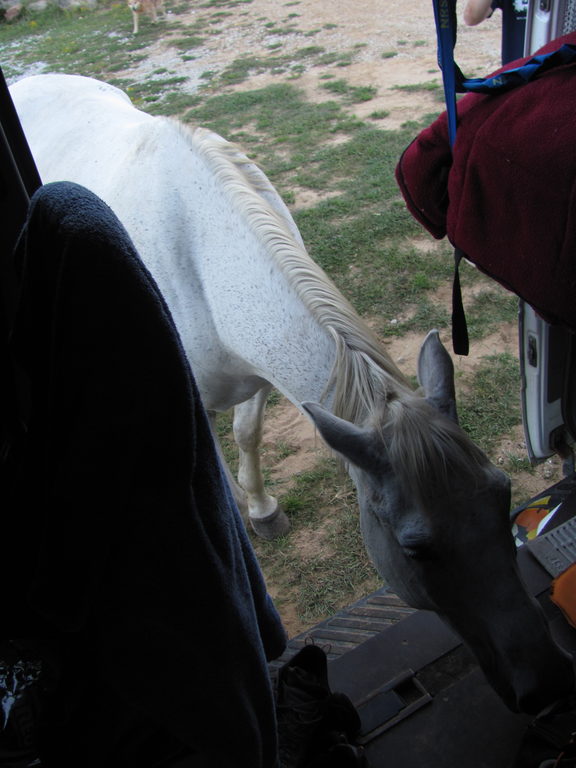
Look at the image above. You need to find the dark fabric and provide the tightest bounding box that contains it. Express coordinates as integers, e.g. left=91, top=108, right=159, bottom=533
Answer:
left=2, top=181, right=286, bottom=767
left=395, top=32, right=576, bottom=331
left=491, top=0, right=528, bottom=63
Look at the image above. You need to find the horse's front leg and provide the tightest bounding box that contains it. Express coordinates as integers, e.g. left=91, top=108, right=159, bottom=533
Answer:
left=233, top=387, right=290, bottom=540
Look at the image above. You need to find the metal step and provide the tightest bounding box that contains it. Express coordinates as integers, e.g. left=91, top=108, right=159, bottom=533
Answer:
left=270, top=586, right=415, bottom=676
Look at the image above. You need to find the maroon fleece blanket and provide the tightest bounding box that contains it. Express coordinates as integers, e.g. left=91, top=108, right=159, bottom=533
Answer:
left=395, top=32, right=576, bottom=329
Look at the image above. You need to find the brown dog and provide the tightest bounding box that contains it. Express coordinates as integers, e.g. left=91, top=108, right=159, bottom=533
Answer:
left=127, top=0, right=164, bottom=34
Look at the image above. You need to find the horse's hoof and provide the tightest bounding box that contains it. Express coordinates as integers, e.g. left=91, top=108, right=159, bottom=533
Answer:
left=250, top=509, right=290, bottom=540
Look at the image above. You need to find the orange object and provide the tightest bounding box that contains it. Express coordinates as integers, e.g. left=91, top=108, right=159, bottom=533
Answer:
left=551, top=564, right=576, bottom=629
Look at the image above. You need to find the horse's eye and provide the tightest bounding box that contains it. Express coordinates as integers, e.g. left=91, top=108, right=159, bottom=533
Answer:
left=402, top=545, right=433, bottom=560
left=400, top=538, right=438, bottom=560
left=397, top=527, right=436, bottom=560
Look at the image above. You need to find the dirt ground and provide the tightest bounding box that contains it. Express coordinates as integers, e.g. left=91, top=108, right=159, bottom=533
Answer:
left=132, top=0, right=505, bottom=130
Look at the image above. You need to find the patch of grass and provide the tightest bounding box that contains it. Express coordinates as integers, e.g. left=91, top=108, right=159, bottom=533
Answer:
left=146, top=90, right=203, bottom=115
left=263, top=22, right=299, bottom=35
left=459, top=353, right=521, bottom=453
left=212, top=44, right=327, bottom=85
left=111, top=75, right=188, bottom=106
left=0, top=3, right=167, bottom=77
left=400, top=296, right=451, bottom=335
left=315, top=52, right=342, bottom=65
left=465, top=284, right=519, bottom=340
left=200, top=0, right=254, bottom=7
left=267, top=389, right=283, bottom=407
left=183, top=83, right=364, bottom=174
left=506, top=455, right=534, bottom=474
left=344, top=244, right=453, bottom=326
left=273, top=441, right=299, bottom=462
left=280, top=463, right=338, bottom=520
left=209, top=10, right=234, bottom=21
left=290, top=125, right=429, bottom=286
left=251, top=460, right=380, bottom=624
left=321, top=78, right=377, bottom=102
left=213, top=410, right=238, bottom=476
left=392, top=80, right=441, bottom=93
left=320, top=78, right=347, bottom=95
left=392, top=80, right=445, bottom=104
left=172, top=34, right=207, bottom=51
left=294, top=44, right=325, bottom=58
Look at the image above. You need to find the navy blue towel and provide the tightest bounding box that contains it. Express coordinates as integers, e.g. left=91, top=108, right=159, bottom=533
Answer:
left=3, top=181, right=286, bottom=767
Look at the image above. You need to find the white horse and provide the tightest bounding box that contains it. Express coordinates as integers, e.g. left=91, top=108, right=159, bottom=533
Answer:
left=11, top=73, right=574, bottom=714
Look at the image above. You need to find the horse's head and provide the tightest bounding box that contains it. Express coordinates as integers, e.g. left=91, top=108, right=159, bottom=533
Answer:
left=303, top=330, right=574, bottom=714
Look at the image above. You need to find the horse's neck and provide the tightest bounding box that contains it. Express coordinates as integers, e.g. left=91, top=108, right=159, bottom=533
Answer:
left=198, top=243, right=340, bottom=407
left=184, top=170, right=408, bottom=417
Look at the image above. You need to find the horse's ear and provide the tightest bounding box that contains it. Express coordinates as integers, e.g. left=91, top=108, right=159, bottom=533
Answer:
left=417, top=330, right=459, bottom=423
left=301, top=402, right=388, bottom=474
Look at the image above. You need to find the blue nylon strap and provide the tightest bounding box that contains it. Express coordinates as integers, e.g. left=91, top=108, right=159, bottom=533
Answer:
left=461, top=43, right=576, bottom=92
left=432, top=0, right=464, bottom=146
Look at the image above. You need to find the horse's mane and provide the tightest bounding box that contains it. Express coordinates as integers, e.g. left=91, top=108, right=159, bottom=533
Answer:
left=380, top=396, right=492, bottom=499
left=184, top=124, right=413, bottom=423
left=183, top=125, right=490, bottom=497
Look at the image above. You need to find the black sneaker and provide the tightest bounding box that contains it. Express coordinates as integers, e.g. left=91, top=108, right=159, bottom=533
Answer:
left=276, top=645, right=367, bottom=768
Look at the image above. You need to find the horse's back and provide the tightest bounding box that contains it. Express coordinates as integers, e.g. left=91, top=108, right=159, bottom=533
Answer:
left=11, top=74, right=163, bottom=191
left=11, top=72, right=133, bottom=109
left=11, top=74, right=202, bottom=281
left=10, top=73, right=336, bottom=409
left=11, top=74, right=228, bottom=388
